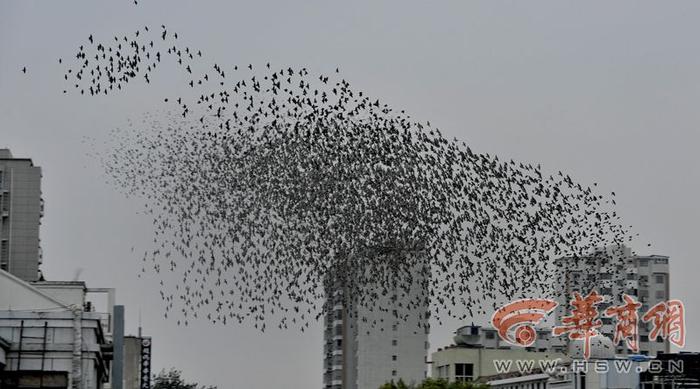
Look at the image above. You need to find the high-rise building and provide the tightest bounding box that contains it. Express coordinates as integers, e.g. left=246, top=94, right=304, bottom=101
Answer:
left=553, top=245, right=670, bottom=357
left=0, top=149, right=43, bottom=281
left=322, top=251, right=430, bottom=389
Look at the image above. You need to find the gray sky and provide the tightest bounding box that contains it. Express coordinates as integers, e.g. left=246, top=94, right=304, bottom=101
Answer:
left=2, top=1, right=699, bottom=388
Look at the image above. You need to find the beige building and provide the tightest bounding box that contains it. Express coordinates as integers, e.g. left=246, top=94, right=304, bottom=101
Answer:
left=431, top=346, right=567, bottom=382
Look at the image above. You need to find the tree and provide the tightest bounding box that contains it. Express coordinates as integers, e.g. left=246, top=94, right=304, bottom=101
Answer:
left=379, top=379, right=410, bottom=389
left=380, top=377, right=489, bottom=389
left=152, top=368, right=217, bottom=389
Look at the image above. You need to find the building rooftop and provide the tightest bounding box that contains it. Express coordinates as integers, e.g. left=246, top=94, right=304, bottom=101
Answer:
left=32, top=280, right=87, bottom=288
left=0, top=148, right=35, bottom=164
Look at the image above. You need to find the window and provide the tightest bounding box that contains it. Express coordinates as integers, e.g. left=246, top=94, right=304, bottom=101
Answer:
left=0, top=240, right=7, bottom=265
left=454, top=363, right=473, bottom=382
left=392, top=355, right=397, bottom=361
left=657, top=338, right=665, bottom=343
left=486, top=331, right=495, bottom=339
left=639, top=259, right=648, bottom=266
left=655, top=274, right=665, bottom=284
left=392, top=339, right=397, bottom=346
left=655, top=290, right=665, bottom=300
left=436, top=365, right=449, bottom=378
left=392, top=324, right=397, bottom=331
left=641, top=335, right=649, bottom=342
left=392, top=370, right=397, bottom=377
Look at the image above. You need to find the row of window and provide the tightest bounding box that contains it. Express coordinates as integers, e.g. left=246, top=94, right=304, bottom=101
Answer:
left=436, top=363, right=474, bottom=381
left=638, top=258, right=669, bottom=265
left=570, top=272, right=666, bottom=284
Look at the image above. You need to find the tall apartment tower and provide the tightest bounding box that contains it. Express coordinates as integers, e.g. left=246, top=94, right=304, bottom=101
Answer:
left=553, top=245, right=670, bottom=357
left=0, top=149, right=43, bottom=281
left=323, top=251, right=430, bottom=389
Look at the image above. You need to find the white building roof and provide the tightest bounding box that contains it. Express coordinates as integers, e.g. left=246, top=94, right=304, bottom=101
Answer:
left=0, top=269, right=70, bottom=311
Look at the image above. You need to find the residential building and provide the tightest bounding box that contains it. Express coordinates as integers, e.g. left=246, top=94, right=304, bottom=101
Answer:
left=554, top=245, right=670, bottom=357
left=0, top=149, right=43, bottom=282
left=323, top=250, right=430, bottom=389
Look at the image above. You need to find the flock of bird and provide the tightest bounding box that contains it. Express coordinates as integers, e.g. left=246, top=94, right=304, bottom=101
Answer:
left=60, top=26, right=637, bottom=332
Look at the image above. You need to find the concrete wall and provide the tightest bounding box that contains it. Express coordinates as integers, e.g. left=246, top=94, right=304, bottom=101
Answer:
left=124, top=337, right=142, bottom=389
left=32, top=282, right=87, bottom=307
left=0, top=270, right=68, bottom=311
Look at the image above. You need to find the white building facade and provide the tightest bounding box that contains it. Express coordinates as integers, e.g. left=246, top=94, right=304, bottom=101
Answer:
left=323, top=251, right=430, bottom=389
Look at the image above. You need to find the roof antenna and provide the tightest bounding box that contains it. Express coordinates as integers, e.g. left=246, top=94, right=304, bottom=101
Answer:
left=72, top=267, right=84, bottom=281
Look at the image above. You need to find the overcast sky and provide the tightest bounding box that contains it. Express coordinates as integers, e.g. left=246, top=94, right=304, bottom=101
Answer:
left=2, top=1, right=699, bottom=388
